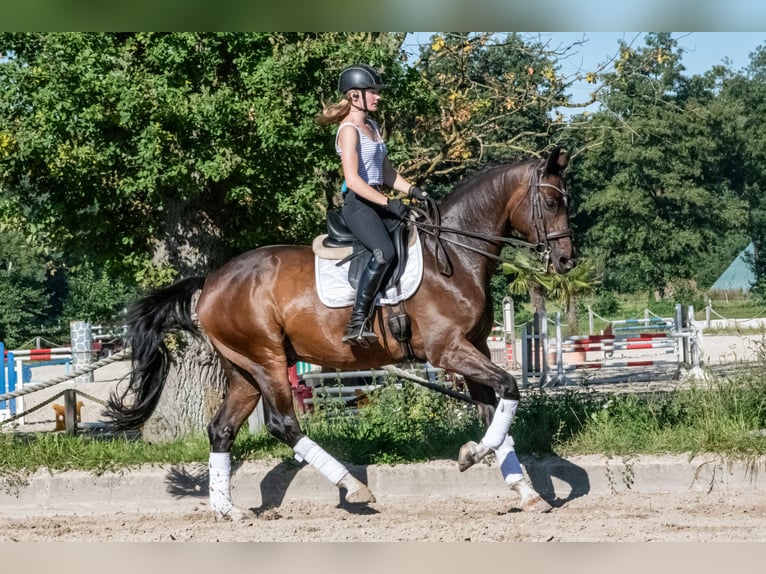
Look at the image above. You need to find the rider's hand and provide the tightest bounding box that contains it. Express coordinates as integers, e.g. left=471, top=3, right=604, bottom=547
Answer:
left=408, top=186, right=428, bottom=201
left=386, top=198, right=411, bottom=220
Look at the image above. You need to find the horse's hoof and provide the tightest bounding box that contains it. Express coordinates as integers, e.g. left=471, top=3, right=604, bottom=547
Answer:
left=212, top=505, right=250, bottom=521
left=508, top=479, right=553, bottom=513
left=345, top=485, right=377, bottom=504
left=338, top=473, right=376, bottom=504
left=457, top=441, right=489, bottom=472
left=520, top=495, right=553, bottom=513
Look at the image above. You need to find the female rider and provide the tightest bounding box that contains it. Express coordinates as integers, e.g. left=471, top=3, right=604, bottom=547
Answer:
left=318, top=64, right=427, bottom=346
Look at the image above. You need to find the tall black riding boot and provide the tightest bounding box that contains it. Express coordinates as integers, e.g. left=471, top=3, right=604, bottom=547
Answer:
left=342, top=249, right=389, bottom=346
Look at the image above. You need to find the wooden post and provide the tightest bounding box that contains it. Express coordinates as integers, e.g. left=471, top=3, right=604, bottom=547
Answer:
left=521, top=324, right=530, bottom=388
left=502, top=297, right=516, bottom=369
left=64, top=388, right=78, bottom=436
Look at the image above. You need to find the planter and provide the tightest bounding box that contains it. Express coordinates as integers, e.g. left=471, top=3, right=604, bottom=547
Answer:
left=548, top=349, right=587, bottom=366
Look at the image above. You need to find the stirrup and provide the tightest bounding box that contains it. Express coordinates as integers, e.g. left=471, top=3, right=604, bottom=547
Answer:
left=342, top=320, right=377, bottom=346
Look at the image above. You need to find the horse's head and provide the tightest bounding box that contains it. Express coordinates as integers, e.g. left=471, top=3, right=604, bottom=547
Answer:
left=510, top=147, right=577, bottom=274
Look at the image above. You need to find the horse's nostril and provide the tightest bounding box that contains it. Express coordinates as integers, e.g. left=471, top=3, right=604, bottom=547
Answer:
left=559, top=257, right=577, bottom=271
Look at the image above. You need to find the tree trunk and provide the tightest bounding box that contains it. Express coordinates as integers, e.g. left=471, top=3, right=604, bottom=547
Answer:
left=142, top=200, right=231, bottom=442
left=152, top=194, right=231, bottom=277
left=141, top=331, right=228, bottom=443
left=567, top=296, right=579, bottom=336
left=529, top=282, right=547, bottom=317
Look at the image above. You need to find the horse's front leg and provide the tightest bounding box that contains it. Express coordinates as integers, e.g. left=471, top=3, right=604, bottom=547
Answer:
left=455, top=377, right=519, bottom=472
left=434, top=341, right=552, bottom=513
left=433, top=341, right=520, bottom=469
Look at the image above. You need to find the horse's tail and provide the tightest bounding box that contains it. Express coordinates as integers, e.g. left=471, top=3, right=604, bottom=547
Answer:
left=103, top=276, right=207, bottom=431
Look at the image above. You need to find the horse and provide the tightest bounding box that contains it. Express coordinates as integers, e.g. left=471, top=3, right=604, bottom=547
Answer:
left=105, top=147, right=576, bottom=519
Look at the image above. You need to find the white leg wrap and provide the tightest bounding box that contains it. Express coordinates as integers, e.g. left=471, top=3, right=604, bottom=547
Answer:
left=480, top=398, right=518, bottom=450
left=293, top=436, right=349, bottom=485
left=208, top=452, right=234, bottom=516
left=495, top=435, right=524, bottom=485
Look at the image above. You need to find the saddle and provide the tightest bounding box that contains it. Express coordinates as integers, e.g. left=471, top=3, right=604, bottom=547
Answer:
left=321, top=210, right=411, bottom=291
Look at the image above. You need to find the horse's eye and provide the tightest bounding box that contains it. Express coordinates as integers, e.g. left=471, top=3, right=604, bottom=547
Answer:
left=544, top=198, right=557, bottom=210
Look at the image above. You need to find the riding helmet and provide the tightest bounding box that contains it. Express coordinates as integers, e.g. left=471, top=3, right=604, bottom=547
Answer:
left=338, top=64, right=387, bottom=94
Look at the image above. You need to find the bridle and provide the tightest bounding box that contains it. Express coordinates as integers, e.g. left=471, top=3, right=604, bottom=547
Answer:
left=409, top=162, right=572, bottom=275
left=528, top=165, right=573, bottom=267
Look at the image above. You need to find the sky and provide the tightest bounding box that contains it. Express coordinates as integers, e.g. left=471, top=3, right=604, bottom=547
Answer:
left=404, top=32, right=766, bottom=110
left=545, top=32, right=765, bottom=105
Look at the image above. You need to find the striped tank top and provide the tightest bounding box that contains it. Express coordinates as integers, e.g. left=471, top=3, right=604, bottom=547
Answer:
left=335, top=119, right=387, bottom=186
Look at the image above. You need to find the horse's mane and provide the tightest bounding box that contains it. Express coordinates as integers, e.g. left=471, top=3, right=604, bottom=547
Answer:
left=439, top=155, right=540, bottom=215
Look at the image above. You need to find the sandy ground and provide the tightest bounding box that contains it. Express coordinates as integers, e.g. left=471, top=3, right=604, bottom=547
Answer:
left=1, top=489, right=765, bottom=542
left=1, top=334, right=764, bottom=542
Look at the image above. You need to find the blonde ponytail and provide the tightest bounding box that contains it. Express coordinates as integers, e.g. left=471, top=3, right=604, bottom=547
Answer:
left=317, top=97, right=352, bottom=126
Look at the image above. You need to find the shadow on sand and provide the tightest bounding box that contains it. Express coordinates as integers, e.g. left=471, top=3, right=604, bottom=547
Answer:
left=164, top=460, right=378, bottom=516
left=522, top=454, right=591, bottom=508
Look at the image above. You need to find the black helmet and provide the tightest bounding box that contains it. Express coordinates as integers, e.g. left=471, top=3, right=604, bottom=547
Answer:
left=338, top=65, right=386, bottom=94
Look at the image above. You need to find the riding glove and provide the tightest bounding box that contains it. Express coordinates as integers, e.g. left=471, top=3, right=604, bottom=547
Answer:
left=408, top=186, right=428, bottom=201
left=386, top=198, right=411, bottom=220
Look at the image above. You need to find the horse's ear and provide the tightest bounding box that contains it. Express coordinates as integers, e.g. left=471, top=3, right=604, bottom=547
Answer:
left=546, top=147, right=569, bottom=174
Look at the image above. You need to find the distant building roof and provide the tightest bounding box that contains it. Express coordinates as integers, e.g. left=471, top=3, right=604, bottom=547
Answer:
left=710, top=242, right=755, bottom=292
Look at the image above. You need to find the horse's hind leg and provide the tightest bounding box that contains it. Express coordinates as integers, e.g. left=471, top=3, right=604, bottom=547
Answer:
left=206, top=357, right=261, bottom=520
left=252, top=364, right=376, bottom=505
left=210, top=352, right=375, bottom=512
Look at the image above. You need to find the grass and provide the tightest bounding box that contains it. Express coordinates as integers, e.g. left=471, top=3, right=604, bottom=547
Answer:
left=2, top=361, right=766, bottom=485
left=555, top=376, right=766, bottom=458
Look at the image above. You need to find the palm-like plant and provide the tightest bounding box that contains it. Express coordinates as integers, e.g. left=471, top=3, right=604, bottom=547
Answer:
left=546, top=261, right=601, bottom=335
left=502, top=248, right=600, bottom=335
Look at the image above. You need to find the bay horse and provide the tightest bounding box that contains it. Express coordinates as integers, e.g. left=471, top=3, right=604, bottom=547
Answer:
left=105, top=147, right=576, bottom=519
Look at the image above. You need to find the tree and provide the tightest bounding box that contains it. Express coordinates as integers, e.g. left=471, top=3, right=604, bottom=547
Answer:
left=60, top=262, right=136, bottom=325
left=0, top=32, right=410, bottom=285
left=397, top=33, right=593, bottom=196
left=501, top=248, right=599, bottom=335
left=0, top=230, right=52, bottom=348
left=545, top=259, right=600, bottom=334
left=567, top=33, right=744, bottom=296
left=718, top=45, right=766, bottom=295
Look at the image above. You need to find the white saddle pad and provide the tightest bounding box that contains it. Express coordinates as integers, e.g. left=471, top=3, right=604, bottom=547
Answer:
left=315, top=234, right=423, bottom=308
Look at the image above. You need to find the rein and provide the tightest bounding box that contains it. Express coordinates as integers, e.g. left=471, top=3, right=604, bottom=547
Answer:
left=411, top=213, right=540, bottom=266
left=410, top=164, right=572, bottom=274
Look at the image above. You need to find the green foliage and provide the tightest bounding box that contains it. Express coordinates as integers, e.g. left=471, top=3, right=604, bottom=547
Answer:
left=568, top=32, right=754, bottom=295
left=60, top=262, right=137, bottom=324
left=410, top=33, right=569, bottom=185
left=512, top=389, right=603, bottom=455
left=563, top=375, right=766, bottom=457
left=590, top=291, right=621, bottom=317
left=0, top=230, right=53, bottom=347
left=300, top=377, right=483, bottom=464
left=0, top=32, right=411, bottom=281
left=0, top=431, right=213, bottom=479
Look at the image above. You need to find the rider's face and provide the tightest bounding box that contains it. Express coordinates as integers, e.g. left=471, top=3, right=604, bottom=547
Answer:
left=352, top=89, right=381, bottom=111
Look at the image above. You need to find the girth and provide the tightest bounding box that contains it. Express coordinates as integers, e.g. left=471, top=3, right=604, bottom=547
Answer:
left=323, top=210, right=410, bottom=291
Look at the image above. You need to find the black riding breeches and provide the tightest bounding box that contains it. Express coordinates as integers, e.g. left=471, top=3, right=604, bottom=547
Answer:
left=342, top=192, right=396, bottom=265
